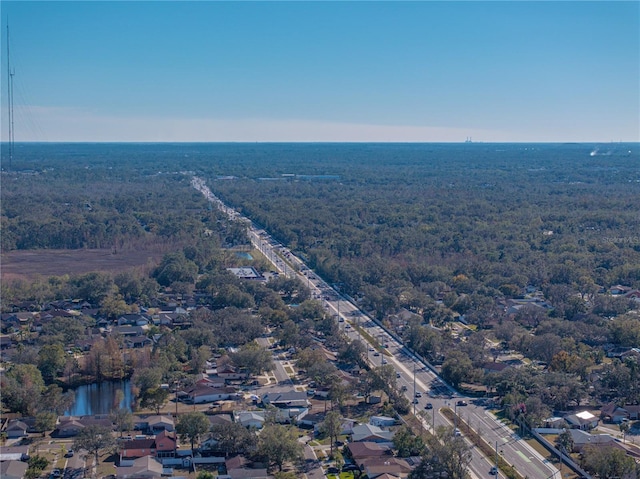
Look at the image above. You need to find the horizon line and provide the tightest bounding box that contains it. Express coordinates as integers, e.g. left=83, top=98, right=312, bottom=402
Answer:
left=2, top=140, right=639, bottom=145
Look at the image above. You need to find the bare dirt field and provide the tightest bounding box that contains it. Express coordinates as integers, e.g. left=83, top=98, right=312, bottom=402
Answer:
left=1, top=248, right=164, bottom=281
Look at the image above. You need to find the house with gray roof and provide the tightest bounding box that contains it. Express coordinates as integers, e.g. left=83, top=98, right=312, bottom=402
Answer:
left=0, top=460, right=28, bottom=479
left=261, top=390, right=309, bottom=408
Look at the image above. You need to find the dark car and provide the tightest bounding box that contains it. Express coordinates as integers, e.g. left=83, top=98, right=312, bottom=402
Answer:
left=425, top=403, right=433, bottom=409
left=64, top=450, right=74, bottom=458
left=456, top=400, right=468, bottom=406
left=327, top=466, right=340, bottom=474
left=342, top=464, right=360, bottom=472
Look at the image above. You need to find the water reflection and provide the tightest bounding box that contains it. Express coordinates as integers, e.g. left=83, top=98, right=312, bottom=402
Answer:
left=65, top=380, right=133, bottom=416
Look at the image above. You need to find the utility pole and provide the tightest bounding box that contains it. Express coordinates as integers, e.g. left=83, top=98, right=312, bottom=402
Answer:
left=6, top=22, right=15, bottom=170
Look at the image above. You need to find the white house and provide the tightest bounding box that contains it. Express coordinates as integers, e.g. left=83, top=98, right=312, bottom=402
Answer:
left=369, top=416, right=397, bottom=427
left=275, top=407, right=309, bottom=424
left=234, top=411, right=265, bottom=429
left=564, top=411, right=599, bottom=430
left=184, top=385, right=239, bottom=404
left=351, top=424, right=394, bottom=443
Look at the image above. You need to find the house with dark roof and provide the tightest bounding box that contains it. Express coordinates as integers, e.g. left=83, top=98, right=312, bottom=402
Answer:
left=601, top=403, right=630, bottom=424
left=346, top=441, right=392, bottom=461
left=5, top=420, right=28, bottom=438
left=123, top=335, right=152, bottom=349
left=121, top=439, right=156, bottom=459
left=117, top=314, right=151, bottom=327
left=55, top=416, right=113, bottom=437
left=261, top=390, right=309, bottom=408
left=601, top=403, right=640, bottom=423
left=482, top=361, right=510, bottom=374
left=216, top=364, right=249, bottom=380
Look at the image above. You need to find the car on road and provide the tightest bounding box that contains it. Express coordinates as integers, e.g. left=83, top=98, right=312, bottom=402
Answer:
left=64, top=450, right=74, bottom=458
left=454, top=428, right=462, bottom=436
left=415, top=392, right=422, bottom=398
left=425, top=403, right=433, bottom=409
left=489, top=466, right=498, bottom=475
left=413, top=398, right=419, bottom=404
left=369, top=347, right=375, bottom=352
left=373, top=352, right=380, bottom=356
left=381, top=359, right=388, bottom=364
left=456, top=400, right=468, bottom=406
left=396, top=372, right=401, bottom=378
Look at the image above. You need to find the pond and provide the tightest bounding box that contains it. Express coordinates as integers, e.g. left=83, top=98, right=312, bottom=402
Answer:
left=65, top=379, right=133, bottom=416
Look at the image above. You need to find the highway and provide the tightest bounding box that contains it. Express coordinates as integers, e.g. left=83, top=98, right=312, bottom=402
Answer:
left=192, top=176, right=561, bottom=479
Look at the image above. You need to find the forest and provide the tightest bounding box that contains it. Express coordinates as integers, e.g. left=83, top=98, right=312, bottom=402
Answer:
left=2, top=142, right=640, bottom=426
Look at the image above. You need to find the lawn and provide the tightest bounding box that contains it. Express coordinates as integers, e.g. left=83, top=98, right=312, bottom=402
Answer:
left=327, top=473, right=355, bottom=479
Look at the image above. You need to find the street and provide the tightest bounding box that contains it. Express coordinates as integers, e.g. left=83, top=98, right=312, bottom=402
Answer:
left=193, top=176, right=561, bottom=479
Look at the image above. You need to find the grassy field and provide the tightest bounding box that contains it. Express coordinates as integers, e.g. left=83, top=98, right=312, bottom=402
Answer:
left=1, top=247, right=164, bottom=282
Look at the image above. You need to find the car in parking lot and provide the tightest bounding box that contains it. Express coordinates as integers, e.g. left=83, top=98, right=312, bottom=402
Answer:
left=64, top=450, right=74, bottom=458
left=51, top=469, right=62, bottom=478
left=489, top=466, right=498, bottom=475
left=413, top=398, right=419, bottom=404
left=456, top=400, right=468, bottom=406
left=415, top=392, right=422, bottom=398
left=396, top=372, right=401, bottom=378
left=454, top=428, right=462, bottom=436
left=373, top=352, right=380, bottom=356
left=381, top=359, right=388, bottom=364
left=425, top=403, right=433, bottom=409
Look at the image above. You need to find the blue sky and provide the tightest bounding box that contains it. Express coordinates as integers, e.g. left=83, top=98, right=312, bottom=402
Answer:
left=1, top=1, right=638, bottom=142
